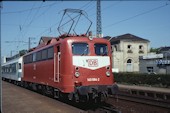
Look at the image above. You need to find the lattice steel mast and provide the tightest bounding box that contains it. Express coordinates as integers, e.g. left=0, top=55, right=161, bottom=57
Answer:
left=96, top=0, right=102, bottom=38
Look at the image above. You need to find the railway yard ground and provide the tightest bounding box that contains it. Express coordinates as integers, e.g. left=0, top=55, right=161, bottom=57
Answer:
left=1, top=80, right=170, bottom=113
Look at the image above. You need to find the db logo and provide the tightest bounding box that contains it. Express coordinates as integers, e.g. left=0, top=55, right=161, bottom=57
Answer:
left=87, top=59, right=98, bottom=67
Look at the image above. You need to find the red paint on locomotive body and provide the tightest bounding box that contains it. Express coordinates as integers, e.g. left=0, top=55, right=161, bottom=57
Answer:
left=23, top=36, right=117, bottom=95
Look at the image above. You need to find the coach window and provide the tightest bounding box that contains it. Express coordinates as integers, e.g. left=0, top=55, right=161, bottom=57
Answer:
left=11, top=63, right=16, bottom=73
left=42, top=49, right=47, bottom=60
left=72, top=43, right=89, bottom=55
left=94, top=44, right=108, bottom=56
left=48, top=47, right=54, bottom=59
left=6, top=67, right=8, bottom=73
left=9, top=65, right=12, bottom=73
left=5, top=67, right=7, bottom=73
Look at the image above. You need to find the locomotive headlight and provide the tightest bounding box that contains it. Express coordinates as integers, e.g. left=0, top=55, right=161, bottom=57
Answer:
left=106, top=71, right=110, bottom=77
left=75, top=72, right=80, bottom=77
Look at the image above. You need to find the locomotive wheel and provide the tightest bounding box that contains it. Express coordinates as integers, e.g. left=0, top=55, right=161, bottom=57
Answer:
left=20, top=81, right=24, bottom=87
left=79, top=95, right=89, bottom=102
left=58, top=93, right=68, bottom=102
left=16, top=81, right=19, bottom=86
left=24, top=82, right=29, bottom=89
left=41, top=85, right=46, bottom=95
left=37, top=85, right=43, bottom=94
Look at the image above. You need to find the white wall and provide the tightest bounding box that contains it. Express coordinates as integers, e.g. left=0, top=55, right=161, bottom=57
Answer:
left=112, top=40, right=150, bottom=72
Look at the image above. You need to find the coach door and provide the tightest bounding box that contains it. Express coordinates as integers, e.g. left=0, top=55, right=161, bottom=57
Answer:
left=54, top=46, right=60, bottom=82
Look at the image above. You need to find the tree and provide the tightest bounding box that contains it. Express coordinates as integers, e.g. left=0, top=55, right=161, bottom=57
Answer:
left=150, top=47, right=159, bottom=53
left=19, top=50, right=27, bottom=56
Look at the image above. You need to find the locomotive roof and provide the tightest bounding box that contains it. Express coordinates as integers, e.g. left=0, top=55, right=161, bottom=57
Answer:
left=26, top=35, right=109, bottom=55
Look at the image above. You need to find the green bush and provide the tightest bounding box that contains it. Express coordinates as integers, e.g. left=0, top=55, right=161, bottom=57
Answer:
left=113, top=73, right=170, bottom=88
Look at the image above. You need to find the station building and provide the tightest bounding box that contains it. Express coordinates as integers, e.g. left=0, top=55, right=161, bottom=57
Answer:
left=139, top=47, right=170, bottom=74
left=105, top=33, right=150, bottom=72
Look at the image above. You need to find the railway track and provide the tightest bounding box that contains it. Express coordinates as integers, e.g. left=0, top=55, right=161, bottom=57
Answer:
left=84, top=102, right=121, bottom=113
left=96, top=105, right=121, bottom=113
left=110, top=86, right=170, bottom=109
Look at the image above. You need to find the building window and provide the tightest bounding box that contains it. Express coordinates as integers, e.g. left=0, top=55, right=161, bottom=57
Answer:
left=114, top=45, right=117, bottom=51
left=139, top=45, right=143, bottom=50
left=126, top=59, right=133, bottom=72
left=127, top=45, right=133, bottom=53
left=127, top=45, right=131, bottom=49
left=147, top=67, right=153, bottom=73
left=127, top=59, right=132, bottom=63
left=139, top=45, right=144, bottom=54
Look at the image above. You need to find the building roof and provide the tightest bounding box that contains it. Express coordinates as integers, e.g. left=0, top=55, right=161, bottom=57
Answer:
left=38, top=36, right=54, bottom=45
left=158, top=46, right=170, bottom=52
left=104, top=33, right=150, bottom=44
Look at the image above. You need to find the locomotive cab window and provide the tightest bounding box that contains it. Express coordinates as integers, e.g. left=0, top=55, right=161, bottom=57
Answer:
left=72, top=43, right=89, bottom=55
left=94, top=44, right=108, bottom=56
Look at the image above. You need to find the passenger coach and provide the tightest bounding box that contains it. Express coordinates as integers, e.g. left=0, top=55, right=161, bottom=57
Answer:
left=2, top=56, right=23, bottom=84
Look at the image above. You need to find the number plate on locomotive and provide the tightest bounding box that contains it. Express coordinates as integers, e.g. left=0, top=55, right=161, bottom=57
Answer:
left=87, top=78, right=100, bottom=81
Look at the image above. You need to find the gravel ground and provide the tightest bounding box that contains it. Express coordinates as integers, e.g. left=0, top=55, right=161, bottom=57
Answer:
left=107, top=98, right=170, bottom=113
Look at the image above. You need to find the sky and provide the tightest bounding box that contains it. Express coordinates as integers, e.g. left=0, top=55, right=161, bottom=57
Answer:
left=1, top=1, right=170, bottom=57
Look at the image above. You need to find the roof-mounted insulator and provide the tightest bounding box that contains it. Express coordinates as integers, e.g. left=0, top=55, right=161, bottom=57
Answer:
left=88, top=31, right=93, bottom=40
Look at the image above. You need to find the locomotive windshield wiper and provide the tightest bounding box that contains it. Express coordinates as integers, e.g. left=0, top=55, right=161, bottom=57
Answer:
left=81, top=48, right=88, bottom=56
left=101, top=51, right=108, bottom=56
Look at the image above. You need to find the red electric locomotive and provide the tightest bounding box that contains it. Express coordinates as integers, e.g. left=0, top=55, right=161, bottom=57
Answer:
left=22, top=9, right=118, bottom=102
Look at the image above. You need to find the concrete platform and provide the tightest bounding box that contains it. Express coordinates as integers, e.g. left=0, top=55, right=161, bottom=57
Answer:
left=2, top=81, right=84, bottom=113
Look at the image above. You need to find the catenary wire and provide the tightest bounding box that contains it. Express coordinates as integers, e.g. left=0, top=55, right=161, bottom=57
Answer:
left=103, top=2, right=169, bottom=29
left=1, top=2, right=59, bottom=15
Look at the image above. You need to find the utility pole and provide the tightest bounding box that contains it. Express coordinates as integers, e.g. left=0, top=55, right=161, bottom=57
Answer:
left=10, top=50, right=18, bottom=57
left=28, top=37, right=35, bottom=50
left=5, top=38, right=36, bottom=51
left=96, top=0, right=102, bottom=38
left=0, top=2, right=2, bottom=112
